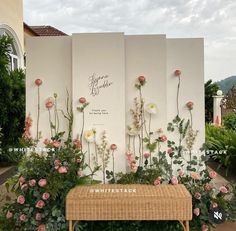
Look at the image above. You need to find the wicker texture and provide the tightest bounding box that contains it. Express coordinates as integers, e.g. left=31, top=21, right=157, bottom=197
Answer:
left=66, top=184, right=192, bottom=221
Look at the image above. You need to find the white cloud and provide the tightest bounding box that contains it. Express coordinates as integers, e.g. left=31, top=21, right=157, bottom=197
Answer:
left=24, top=0, right=236, bottom=81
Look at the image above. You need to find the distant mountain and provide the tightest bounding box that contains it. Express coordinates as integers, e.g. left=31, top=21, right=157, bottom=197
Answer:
left=216, top=76, right=236, bottom=94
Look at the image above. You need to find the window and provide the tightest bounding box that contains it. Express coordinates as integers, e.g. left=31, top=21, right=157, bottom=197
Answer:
left=0, top=28, right=20, bottom=71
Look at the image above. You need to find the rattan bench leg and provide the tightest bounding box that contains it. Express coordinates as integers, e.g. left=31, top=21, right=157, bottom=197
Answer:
left=185, top=221, right=189, bottom=231
left=69, top=220, right=73, bottom=231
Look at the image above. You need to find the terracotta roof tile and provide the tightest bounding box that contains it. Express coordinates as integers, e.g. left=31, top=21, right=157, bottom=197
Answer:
left=28, top=25, right=67, bottom=36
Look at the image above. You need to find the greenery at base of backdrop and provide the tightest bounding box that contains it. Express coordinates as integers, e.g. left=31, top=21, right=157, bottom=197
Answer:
left=1, top=69, right=236, bottom=231
left=0, top=35, right=25, bottom=163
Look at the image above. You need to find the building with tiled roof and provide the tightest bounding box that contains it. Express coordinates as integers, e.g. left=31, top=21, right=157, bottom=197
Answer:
left=24, top=23, right=67, bottom=36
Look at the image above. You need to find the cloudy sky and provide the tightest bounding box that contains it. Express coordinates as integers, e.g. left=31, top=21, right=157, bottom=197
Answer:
left=23, top=0, right=236, bottom=81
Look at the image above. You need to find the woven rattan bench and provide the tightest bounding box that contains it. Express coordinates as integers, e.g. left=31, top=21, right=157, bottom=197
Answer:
left=66, top=184, right=192, bottom=231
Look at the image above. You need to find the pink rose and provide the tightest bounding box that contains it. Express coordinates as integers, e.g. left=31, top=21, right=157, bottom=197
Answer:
left=186, top=101, right=194, bottom=110
left=79, top=97, right=86, bottom=104
left=36, top=200, right=45, bottom=209
left=77, top=169, right=84, bottom=177
left=138, top=75, right=146, bottom=84
left=43, top=138, right=50, bottom=145
left=174, top=69, right=181, bottom=76
left=53, top=140, right=61, bottom=148
left=35, top=79, right=42, bottom=86
left=21, top=184, right=28, bottom=191
left=219, top=186, right=228, bottom=193
left=54, top=159, right=61, bottom=166
left=17, top=195, right=25, bottom=204
left=45, top=98, right=54, bottom=109
left=38, top=179, right=47, bottom=187
left=159, top=135, right=167, bottom=142
left=42, top=192, right=50, bottom=200
left=58, top=166, right=67, bottom=174
left=29, top=179, right=36, bottom=187
left=110, top=144, right=117, bottom=150
left=170, top=176, right=178, bottom=185
left=35, top=213, right=43, bottom=221
left=178, top=169, right=185, bottom=177
left=38, top=224, right=46, bottom=231
left=73, top=139, right=81, bottom=150
left=154, top=177, right=162, bottom=186
left=204, top=184, right=212, bottom=191
left=144, top=152, right=150, bottom=159
left=202, top=224, right=208, bottom=231
left=6, top=211, right=13, bottom=219
left=194, top=192, right=201, bottom=200
left=209, top=170, right=217, bottom=179
left=19, top=176, right=26, bottom=186
left=19, top=213, right=27, bottom=222
left=193, top=208, right=200, bottom=216
left=191, top=172, right=201, bottom=180
left=212, top=202, right=218, bottom=208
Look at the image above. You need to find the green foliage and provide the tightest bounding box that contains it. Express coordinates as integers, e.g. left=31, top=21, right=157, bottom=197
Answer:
left=216, top=75, right=236, bottom=94
left=223, top=112, right=236, bottom=132
left=205, top=80, right=219, bottom=123
left=0, top=35, right=25, bottom=163
left=205, top=124, right=236, bottom=175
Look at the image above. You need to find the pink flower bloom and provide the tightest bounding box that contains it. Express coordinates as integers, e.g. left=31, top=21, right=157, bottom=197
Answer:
left=6, top=211, right=13, bottom=219
left=194, top=192, right=201, bottom=200
left=35, top=213, right=43, bottom=221
left=53, top=140, right=61, bottom=148
left=38, top=179, right=47, bottom=187
left=77, top=169, right=84, bottom=177
left=36, top=200, right=45, bottom=209
left=178, top=169, right=185, bottom=177
left=204, top=184, right=212, bottom=191
left=159, top=135, right=167, bottom=142
left=17, top=195, right=25, bottom=205
left=79, top=97, right=86, bottom=104
left=38, top=224, right=46, bottom=231
left=43, top=138, right=50, bottom=145
left=21, top=184, right=28, bottom=191
left=170, top=176, right=178, bottom=185
left=29, top=179, right=36, bottom=187
left=167, top=148, right=173, bottom=155
left=191, top=172, right=201, bottom=180
left=22, top=114, right=33, bottom=141
left=110, top=144, right=117, bottom=151
left=42, top=192, right=50, bottom=200
left=193, top=208, right=200, bottom=216
left=174, top=69, right=181, bottom=76
left=212, top=202, right=218, bottom=208
left=154, top=177, right=162, bottom=186
left=209, top=170, right=217, bottom=179
left=19, top=176, right=26, bottom=184
left=58, top=166, right=67, bottom=174
left=186, top=101, right=194, bottom=110
left=35, top=79, right=42, bottom=86
left=219, top=186, right=228, bottom=193
left=73, top=139, right=81, bottom=149
left=144, top=152, right=150, bottom=159
left=19, top=214, right=27, bottom=222
left=202, top=224, right=208, bottom=231
left=138, top=75, right=146, bottom=84
left=45, top=98, right=54, bottom=109
left=130, top=160, right=138, bottom=173
left=54, top=159, right=61, bottom=166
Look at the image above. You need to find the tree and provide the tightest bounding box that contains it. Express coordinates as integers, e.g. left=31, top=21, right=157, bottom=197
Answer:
left=0, top=35, right=25, bottom=163
left=205, top=79, right=219, bottom=123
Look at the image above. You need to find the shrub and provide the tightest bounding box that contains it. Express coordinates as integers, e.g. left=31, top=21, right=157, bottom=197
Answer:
left=223, top=112, right=236, bottom=132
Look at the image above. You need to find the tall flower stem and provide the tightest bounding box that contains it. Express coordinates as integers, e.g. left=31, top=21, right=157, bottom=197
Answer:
left=139, top=88, right=144, bottom=165
left=48, top=109, right=53, bottom=138
left=87, top=142, right=90, bottom=166
left=189, top=110, right=193, bottom=128
left=133, top=136, right=136, bottom=155
left=36, top=86, right=40, bottom=141
left=80, top=110, right=85, bottom=150
left=177, top=76, right=181, bottom=116
left=112, top=150, right=115, bottom=181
